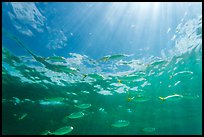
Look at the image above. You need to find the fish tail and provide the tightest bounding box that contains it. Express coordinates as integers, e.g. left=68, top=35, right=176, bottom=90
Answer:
left=47, top=131, right=53, bottom=135
left=159, top=97, right=165, bottom=101
left=82, top=74, right=88, bottom=80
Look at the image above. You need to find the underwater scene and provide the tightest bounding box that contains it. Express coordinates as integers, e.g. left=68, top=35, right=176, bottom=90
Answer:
left=2, top=2, right=202, bottom=135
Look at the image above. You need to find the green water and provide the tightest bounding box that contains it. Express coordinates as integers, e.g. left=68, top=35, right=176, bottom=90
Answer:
left=2, top=15, right=202, bottom=135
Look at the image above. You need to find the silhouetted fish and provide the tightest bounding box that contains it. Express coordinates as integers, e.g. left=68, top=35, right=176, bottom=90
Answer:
left=3, top=30, right=79, bottom=74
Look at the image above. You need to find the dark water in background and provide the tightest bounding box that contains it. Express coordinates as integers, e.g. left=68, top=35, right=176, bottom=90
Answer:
left=2, top=2, right=202, bottom=135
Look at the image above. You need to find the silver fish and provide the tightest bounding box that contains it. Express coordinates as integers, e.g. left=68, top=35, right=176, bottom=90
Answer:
left=74, top=104, right=92, bottom=109
left=68, top=111, right=84, bottom=119
left=51, top=126, right=74, bottom=135
left=111, top=120, right=130, bottom=127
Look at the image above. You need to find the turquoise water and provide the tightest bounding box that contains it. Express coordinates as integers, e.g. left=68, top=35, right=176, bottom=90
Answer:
left=2, top=2, right=202, bottom=135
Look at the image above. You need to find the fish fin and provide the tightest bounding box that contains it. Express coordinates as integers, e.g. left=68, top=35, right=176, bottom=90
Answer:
left=159, top=97, right=165, bottom=101
left=80, top=74, right=88, bottom=81
left=82, top=74, right=88, bottom=80
left=127, top=97, right=134, bottom=102
left=127, top=98, right=132, bottom=102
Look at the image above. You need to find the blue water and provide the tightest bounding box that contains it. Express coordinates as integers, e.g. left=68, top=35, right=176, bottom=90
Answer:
left=2, top=2, right=202, bottom=135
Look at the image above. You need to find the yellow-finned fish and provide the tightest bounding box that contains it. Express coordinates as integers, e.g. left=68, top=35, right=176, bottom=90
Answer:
left=159, top=94, right=183, bottom=101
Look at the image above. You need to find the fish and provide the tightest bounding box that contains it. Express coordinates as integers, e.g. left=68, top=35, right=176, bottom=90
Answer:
left=45, top=56, right=66, bottom=63
left=18, top=113, right=28, bottom=120
left=111, top=120, right=130, bottom=128
left=98, top=54, right=129, bottom=62
left=142, top=127, right=156, bottom=133
left=127, top=97, right=135, bottom=102
left=12, top=97, right=21, bottom=104
left=3, top=30, right=51, bottom=66
left=24, top=99, right=32, bottom=102
left=119, top=75, right=139, bottom=82
left=133, top=96, right=150, bottom=102
left=159, top=94, right=183, bottom=101
left=49, top=126, right=74, bottom=135
left=172, top=71, right=193, bottom=78
left=39, top=100, right=64, bottom=106
left=82, top=74, right=88, bottom=80
left=45, top=97, right=64, bottom=102
left=12, top=97, right=21, bottom=105
left=68, top=111, right=84, bottom=119
left=87, top=73, right=105, bottom=80
left=149, top=60, right=166, bottom=67
left=3, top=30, right=79, bottom=75
left=128, top=94, right=150, bottom=103
left=74, top=104, right=92, bottom=109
